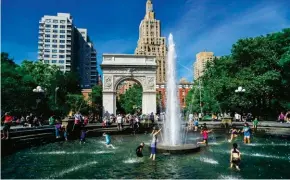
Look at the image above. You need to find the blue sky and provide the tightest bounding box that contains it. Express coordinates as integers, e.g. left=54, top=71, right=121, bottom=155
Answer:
left=2, top=0, right=290, bottom=81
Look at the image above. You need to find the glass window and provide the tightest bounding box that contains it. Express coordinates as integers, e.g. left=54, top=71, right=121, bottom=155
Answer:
left=60, top=40, right=65, bottom=43
left=52, top=40, right=57, bottom=43
left=45, top=19, right=51, bottom=23
left=44, top=60, right=49, bottom=63
left=60, top=25, right=66, bottom=29
left=59, top=60, right=65, bottom=64
left=60, top=20, right=65, bottom=24
left=52, top=60, right=57, bottom=63
left=52, top=49, right=57, bottom=53
left=53, top=35, right=57, bottom=38
left=53, top=20, right=58, bottom=23
left=60, top=30, right=65, bottom=33
left=45, top=44, right=50, bottom=47
left=53, top=30, right=58, bottom=33
left=53, top=25, right=58, bottom=28
left=59, top=55, right=65, bottom=58
left=45, top=34, right=50, bottom=38
left=44, top=49, right=50, bottom=52
left=45, top=39, right=50, bottom=42
left=52, top=45, right=57, bottom=48
left=44, top=54, right=50, bottom=58
left=45, top=29, right=50, bottom=32
left=59, top=66, right=64, bottom=69
left=45, top=24, right=51, bottom=28
left=59, top=45, right=65, bottom=48
left=60, top=35, right=65, bottom=38
left=59, top=50, right=65, bottom=53
left=52, top=55, right=57, bottom=58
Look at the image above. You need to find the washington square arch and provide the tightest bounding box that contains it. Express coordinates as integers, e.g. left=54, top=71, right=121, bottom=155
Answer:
left=101, top=54, right=157, bottom=116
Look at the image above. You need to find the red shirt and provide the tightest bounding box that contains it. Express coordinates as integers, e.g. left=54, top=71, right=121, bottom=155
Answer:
left=4, top=115, right=13, bottom=123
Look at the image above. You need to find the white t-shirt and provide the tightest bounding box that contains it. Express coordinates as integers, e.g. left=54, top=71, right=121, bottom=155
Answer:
left=117, top=116, right=122, bottom=123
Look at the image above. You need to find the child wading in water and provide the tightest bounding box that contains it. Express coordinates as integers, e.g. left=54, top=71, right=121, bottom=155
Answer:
left=228, top=126, right=240, bottom=142
left=103, top=133, right=115, bottom=148
left=197, top=126, right=213, bottom=145
left=230, top=143, right=241, bottom=171
left=252, top=117, right=259, bottom=131
left=242, top=123, right=251, bottom=144
left=80, top=126, right=88, bottom=144
left=149, top=128, right=162, bottom=161
left=136, top=142, right=145, bottom=157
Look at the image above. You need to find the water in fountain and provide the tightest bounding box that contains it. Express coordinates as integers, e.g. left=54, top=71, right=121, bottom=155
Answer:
left=163, top=34, right=182, bottom=146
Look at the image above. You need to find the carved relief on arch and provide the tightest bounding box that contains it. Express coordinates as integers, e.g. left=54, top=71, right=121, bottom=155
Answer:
left=146, top=76, right=155, bottom=90
left=104, top=75, right=113, bottom=90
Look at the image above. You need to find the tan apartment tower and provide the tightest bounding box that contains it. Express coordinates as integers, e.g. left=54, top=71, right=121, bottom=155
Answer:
left=193, top=51, right=214, bottom=80
left=135, top=0, right=167, bottom=83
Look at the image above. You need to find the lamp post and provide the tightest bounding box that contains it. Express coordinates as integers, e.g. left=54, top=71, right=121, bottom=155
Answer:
left=55, top=87, right=59, bottom=104
left=235, top=86, right=246, bottom=121
left=33, top=86, right=45, bottom=115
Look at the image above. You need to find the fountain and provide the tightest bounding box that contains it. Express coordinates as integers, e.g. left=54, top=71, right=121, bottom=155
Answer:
left=156, top=34, right=200, bottom=154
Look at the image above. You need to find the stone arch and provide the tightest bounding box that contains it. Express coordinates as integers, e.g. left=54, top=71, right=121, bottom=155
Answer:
left=101, top=54, right=157, bottom=116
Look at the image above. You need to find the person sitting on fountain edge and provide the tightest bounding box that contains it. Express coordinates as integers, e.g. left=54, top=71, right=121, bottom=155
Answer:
left=136, top=142, right=145, bottom=157
left=197, top=126, right=213, bottom=145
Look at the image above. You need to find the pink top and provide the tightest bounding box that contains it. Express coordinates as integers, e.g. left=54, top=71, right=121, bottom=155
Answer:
left=202, top=130, right=208, bottom=139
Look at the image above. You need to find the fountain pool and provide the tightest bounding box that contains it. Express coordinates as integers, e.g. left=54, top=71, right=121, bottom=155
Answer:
left=2, top=134, right=290, bottom=179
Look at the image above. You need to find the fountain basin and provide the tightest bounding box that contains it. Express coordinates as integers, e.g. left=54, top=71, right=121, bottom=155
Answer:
left=155, top=144, right=200, bottom=154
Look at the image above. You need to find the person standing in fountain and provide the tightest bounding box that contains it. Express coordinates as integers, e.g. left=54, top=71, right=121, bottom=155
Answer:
left=149, top=128, right=162, bottom=161
left=230, top=143, right=241, bottom=171
left=241, top=123, right=251, bottom=144
left=194, top=118, right=199, bottom=132
left=228, top=126, right=240, bottom=142
left=197, top=127, right=212, bottom=145
left=136, top=142, right=145, bottom=157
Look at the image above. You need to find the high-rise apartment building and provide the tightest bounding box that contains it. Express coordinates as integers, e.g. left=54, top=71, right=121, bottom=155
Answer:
left=38, top=13, right=98, bottom=88
left=193, top=51, right=215, bottom=80
left=135, top=0, right=167, bottom=83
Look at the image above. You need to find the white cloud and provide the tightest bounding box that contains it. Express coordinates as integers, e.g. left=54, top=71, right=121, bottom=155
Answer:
left=169, top=0, right=290, bottom=81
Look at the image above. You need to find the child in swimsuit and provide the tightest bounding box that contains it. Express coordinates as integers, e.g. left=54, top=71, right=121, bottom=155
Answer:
left=103, top=133, right=114, bottom=148
left=228, top=127, right=240, bottom=142
left=230, top=143, right=241, bottom=171
left=197, top=127, right=212, bottom=145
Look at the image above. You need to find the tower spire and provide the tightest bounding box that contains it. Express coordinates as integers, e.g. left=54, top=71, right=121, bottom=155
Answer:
left=145, top=0, right=154, bottom=19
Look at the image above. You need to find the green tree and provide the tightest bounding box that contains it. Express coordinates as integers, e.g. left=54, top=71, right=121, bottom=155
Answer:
left=117, top=84, right=142, bottom=114
left=189, top=28, right=290, bottom=118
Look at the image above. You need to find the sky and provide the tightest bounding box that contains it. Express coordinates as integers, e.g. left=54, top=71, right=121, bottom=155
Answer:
left=2, top=0, right=290, bottom=81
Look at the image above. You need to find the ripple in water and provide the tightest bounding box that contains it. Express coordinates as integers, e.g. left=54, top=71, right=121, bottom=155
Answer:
left=29, top=150, right=114, bottom=155
left=209, top=149, right=288, bottom=160
left=219, top=175, right=241, bottom=179
left=123, top=158, right=143, bottom=164
left=47, top=161, right=98, bottom=178
left=199, top=157, right=219, bottom=164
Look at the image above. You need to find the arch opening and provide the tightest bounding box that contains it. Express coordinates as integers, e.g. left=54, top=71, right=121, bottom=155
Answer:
left=115, top=78, right=143, bottom=115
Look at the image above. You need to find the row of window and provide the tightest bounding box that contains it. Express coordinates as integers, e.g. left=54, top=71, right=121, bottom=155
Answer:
left=43, top=44, right=70, bottom=49
left=44, top=39, right=70, bottom=43
left=43, top=29, right=71, bottom=34
left=44, top=34, right=67, bottom=38
left=44, top=49, right=69, bottom=53
left=44, top=54, right=66, bottom=58
left=44, top=60, right=66, bottom=64
left=45, top=19, right=67, bottom=24
left=45, top=24, right=69, bottom=29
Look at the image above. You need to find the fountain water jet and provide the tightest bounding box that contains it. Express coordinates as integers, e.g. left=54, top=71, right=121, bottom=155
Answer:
left=163, top=33, right=182, bottom=146
left=156, top=33, right=200, bottom=154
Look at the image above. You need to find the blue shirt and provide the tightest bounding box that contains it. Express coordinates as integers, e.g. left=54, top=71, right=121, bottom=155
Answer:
left=243, top=127, right=250, bottom=136
left=105, top=134, right=111, bottom=144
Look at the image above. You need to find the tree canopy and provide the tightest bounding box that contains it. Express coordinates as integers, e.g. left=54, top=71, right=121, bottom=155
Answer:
left=1, top=53, right=81, bottom=117
left=186, top=28, right=290, bottom=118
left=117, top=84, right=142, bottom=114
